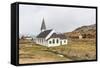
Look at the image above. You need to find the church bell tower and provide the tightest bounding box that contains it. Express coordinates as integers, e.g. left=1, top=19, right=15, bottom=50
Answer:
left=41, top=18, right=46, bottom=32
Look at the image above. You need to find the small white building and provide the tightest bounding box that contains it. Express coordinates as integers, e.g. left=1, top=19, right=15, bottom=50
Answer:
left=35, top=18, right=68, bottom=47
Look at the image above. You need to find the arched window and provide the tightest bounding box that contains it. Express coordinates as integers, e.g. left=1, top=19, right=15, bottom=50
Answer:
left=64, top=40, right=66, bottom=43
left=49, top=41, right=51, bottom=44
left=56, top=39, right=59, bottom=43
left=53, top=39, right=55, bottom=44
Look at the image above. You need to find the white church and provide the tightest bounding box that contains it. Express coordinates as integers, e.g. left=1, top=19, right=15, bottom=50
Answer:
left=35, top=18, right=68, bottom=47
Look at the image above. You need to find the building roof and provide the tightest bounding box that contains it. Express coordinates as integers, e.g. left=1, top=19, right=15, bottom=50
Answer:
left=37, top=29, right=52, bottom=38
left=47, top=33, right=67, bottom=40
left=50, top=33, right=58, bottom=38
left=58, top=34, right=67, bottom=39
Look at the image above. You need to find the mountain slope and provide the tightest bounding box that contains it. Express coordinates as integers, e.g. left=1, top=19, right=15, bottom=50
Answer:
left=74, top=24, right=96, bottom=33
left=64, top=24, right=96, bottom=39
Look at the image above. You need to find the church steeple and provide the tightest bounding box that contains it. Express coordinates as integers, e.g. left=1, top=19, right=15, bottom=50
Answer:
left=41, top=18, right=46, bottom=32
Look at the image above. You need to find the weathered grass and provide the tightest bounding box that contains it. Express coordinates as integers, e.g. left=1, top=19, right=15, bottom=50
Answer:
left=49, top=39, right=96, bottom=60
left=19, top=39, right=96, bottom=64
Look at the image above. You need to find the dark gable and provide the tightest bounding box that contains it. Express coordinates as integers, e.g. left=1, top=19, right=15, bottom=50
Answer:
left=37, top=29, right=52, bottom=38
left=48, top=33, right=67, bottom=39
left=58, top=34, right=67, bottom=39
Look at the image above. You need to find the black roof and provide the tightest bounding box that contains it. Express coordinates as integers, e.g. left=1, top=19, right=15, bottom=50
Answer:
left=48, top=33, right=67, bottom=40
left=50, top=33, right=58, bottom=38
left=58, top=34, right=67, bottom=39
left=37, top=29, right=52, bottom=38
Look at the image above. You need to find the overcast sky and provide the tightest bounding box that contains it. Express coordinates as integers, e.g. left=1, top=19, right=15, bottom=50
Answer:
left=19, top=4, right=96, bottom=36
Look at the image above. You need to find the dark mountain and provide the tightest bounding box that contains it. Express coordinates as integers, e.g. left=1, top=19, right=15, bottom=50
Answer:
left=64, top=24, right=96, bottom=39
left=74, top=24, right=96, bottom=33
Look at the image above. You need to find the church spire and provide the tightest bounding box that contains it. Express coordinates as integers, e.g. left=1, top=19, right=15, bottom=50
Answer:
left=41, top=18, right=46, bottom=32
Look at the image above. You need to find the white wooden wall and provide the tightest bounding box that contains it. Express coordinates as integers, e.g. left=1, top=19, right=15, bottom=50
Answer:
left=60, top=39, right=68, bottom=45
left=36, top=38, right=68, bottom=47
left=35, top=38, right=48, bottom=46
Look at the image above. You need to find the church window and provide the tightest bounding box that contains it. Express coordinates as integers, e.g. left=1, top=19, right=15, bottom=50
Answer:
left=53, top=39, right=55, bottom=44
left=56, top=39, right=59, bottom=43
left=49, top=41, right=51, bottom=44
left=64, top=40, right=66, bottom=43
